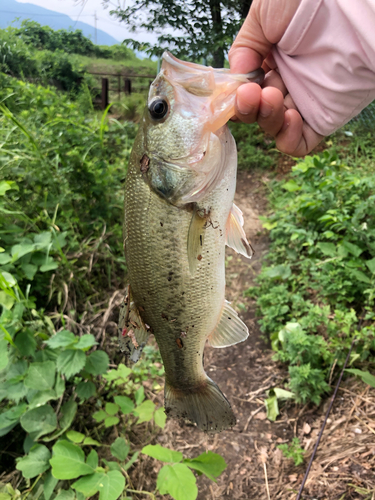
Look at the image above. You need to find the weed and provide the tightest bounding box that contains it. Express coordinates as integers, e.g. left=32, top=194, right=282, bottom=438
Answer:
left=278, top=437, right=305, bottom=466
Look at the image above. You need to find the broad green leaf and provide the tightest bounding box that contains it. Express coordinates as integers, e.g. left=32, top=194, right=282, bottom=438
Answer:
left=134, top=386, right=145, bottom=405
left=57, top=349, right=86, bottom=378
left=110, top=437, right=130, bottom=461
left=114, top=395, right=134, bottom=415
left=24, top=361, right=56, bottom=390
left=265, top=392, right=279, bottom=422
left=85, top=350, right=109, bottom=375
left=44, top=470, right=58, bottom=500
left=0, top=180, right=18, bottom=196
left=0, top=340, right=8, bottom=371
left=74, top=334, right=98, bottom=350
left=93, top=410, right=107, bottom=422
left=76, top=381, right=96, bottom=400
left=1, top=271, right=17, bottom=287
left=20, top=405, right=57, bottom=440
left=50, top=440, right=94, bottom=479
left=21, top=263, right=38, bottom=280
left=40, top=261, right=59, bottom=273
left=366, top=257, right=375, bottom=274
left=0, top=404, right=27, bottom=432
left=342, top=240, right=363, bottom=257
left=43, top=399, right=77, bottom=442
left=317, top=242, right=336, bottom=257
left=83, top=437, right=101, bottom=446
left=16, top=444, right=51, bottom=478
left=72, top=473, right=106, bottom=497
left=346, top=368, right=375, bottom=388
left=133, top=400, right=155, bottom=424
left=264, top=265, right=291, bottom=280
left=350, top=269, right=371, bottom=284
left=104, top=416, right=120, bottom=427
left=0, top=291, right=15, bottom=310
left=157, top=463, right=197, bottom=500
left=11, top=243, right=35, bottom=261
left=14, top=330, right=37, bottom=357
left=55, top=376, right=65, bottom=398
left=34, top=232, right=52, bottom=249
left=184, top=451, right=226, bottom=481
left=45, top=330, right=77, bottom=349
left=28, top=390, right=57, bottom=409
left=86, top=449, right=98, bottom=469
left=273, top=388, right=295, bottom=400
left=142, top=444, right=183, bottom=463
left=105, top=403, right=119, bottom=416
left=104, top=460, right=122, bottom=472
left=66, top=430, right=85, bottom=443
left=0, top=252, right=11, bottom=264
left=282, top=180, right=301, bottom=192
left=73, top=471, right=125, bottom=500
left=154, top=407, right=167, bottom=428
left=53, top=489, right=74, bottom=500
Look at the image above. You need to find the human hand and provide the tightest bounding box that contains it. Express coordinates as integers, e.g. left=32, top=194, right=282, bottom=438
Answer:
left=229, top=0, right=324, bottom=157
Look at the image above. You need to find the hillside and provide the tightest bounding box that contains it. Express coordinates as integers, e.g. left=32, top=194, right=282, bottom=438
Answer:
left=0, top=0, right=119, bottom=46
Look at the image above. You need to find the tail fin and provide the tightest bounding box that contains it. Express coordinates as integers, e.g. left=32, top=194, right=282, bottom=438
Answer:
left=164, top=377, right=236, bottom=433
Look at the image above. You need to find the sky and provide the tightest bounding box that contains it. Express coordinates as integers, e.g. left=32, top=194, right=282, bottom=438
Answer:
left=14, top=0, right=159, bottom=44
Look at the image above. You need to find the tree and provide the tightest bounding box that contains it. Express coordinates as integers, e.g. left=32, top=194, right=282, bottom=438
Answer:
left=107, top=0, right=253, bottom=68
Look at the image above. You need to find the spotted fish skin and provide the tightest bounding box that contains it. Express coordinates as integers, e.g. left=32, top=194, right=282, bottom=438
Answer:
left=123, top=53, right=254, bottom=432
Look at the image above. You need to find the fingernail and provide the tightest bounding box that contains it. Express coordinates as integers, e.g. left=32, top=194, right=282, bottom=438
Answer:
left=236, top=97, right=255, bottom=117
left=259, top=100, right=273, bottom=118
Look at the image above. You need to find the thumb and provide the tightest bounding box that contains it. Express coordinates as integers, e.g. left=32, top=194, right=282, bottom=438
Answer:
left=229, top=0, right=300, bottom=74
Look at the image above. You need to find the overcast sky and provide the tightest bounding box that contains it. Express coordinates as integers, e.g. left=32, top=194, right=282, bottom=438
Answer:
left=15, top=0, right=159, bottom=43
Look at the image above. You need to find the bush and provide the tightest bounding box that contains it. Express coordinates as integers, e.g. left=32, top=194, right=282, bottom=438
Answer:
left=247, top=151, right=375, bottom=403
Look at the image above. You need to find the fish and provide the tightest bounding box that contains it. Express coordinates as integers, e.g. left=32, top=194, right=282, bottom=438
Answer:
left=121, top=52, right=263, bottom=432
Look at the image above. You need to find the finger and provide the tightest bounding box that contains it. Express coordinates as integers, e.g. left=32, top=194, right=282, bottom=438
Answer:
left=257, top=87, right=285, bottom=136
left=234, top=82, right=262, bottom=123
left=275, top=109, right=324, bottom=156
left=262, top=70, right=288, bottom=97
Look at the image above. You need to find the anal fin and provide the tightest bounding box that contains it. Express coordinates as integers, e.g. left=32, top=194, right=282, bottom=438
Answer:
left=208, top=300, right=249, bottom=348
left=225, top=203, right=253, bottom=258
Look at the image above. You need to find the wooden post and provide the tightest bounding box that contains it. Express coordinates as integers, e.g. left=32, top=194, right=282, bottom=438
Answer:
left=101, top=78, right=109, bottom=110
left=124, top=78, right=132, bottom=95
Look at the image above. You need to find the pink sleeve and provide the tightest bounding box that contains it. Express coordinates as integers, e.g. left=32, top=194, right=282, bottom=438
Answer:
left=272, top=0, right=375, bottom=136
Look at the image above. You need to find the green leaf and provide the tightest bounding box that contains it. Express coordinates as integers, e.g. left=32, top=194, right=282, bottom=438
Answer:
left=86, top=449, right=98, bottom=469
left=93, top=410, right=107, bottom=423
left=184, top=451, right=226, bottom=481
left=134, top=386, right=145, bottom=405
left=74, top=334, right=98, bottom=350
left=66, top=430, right=85, bottom=443
left=44, top=470, right=58, bottom=500
left=0, top=291, right=15, bottom=310
left=1, top=271, right=17, bottom=287
left=34, top=232, right=52, bottom=249
left=85, top=350, right=109, bottom=375
left=73, top=471, right=125, bottom=500
left=114, top=395, right=134, bottom=415
left=264, top=265, right=291, bottom=280
left=142, top=444, right=183, bottom=463
left=45, top=330, right=77, bottom=349
left=342, top=240, right=363, bottom=257
left=53, top=489, right=74, bottom=500
left=123, top=451, right=139, bottom=472
left=265, top=393, right=279, bottom=422
left=43, top=399, right=77, bottom=442
left=83, top=437, right=101, bottom=446
left=105, top=403, right=119, bottom=416
left=28, top=390, right=57, bottom=409
left=11, top=243, right=35, bottom=261
left=50, top=440, right=94, bottom=479
left=76, top=381, right=96, bottom=400
left=20, top=405, right=57, bottom=440
left=154, top=407, right=167, bottom=428
left=0, top=340, right=8, bottom=371
left=56, top=349, right=86, bottom=378
left=24, top=361, right=56, bottom=390
left=0, top=403, right=27, bottom=432
left=317, top=242, right=336, bottom=257
left=110, top=437, right=130, bottom=461
left=16, top=444, right=51, bottom=478
left=14, top=330, right=37, bottom=357
left=104, top=416, right=120, bottom=427
left=133, top=399, right=155, bottom=424
left=366, top=257, right=375, bottom=274
left=350, top=269, right=371, bottom=284
left=346, top=368, right=375, bottom=388
left=21, top=263, right=38, bottom=280
left=282, top=180, right=301, bottom=192
left=0, top=180, right=18, bottom=196
left=157, top=463, right=197, bottom=500
left=273, top=388, right=295, bottom=400
left=40, top=261, right=59, bottom=272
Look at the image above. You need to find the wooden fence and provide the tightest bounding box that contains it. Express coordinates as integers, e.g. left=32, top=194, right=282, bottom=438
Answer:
left=87, top=71, right=156, bottom=110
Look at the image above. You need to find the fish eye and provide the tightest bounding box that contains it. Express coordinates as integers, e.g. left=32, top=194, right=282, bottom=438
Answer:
left=148, top=97, right=169, bottom=120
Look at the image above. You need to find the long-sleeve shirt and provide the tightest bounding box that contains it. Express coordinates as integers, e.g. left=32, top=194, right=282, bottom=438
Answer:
left=272, top=0, right=375, bottom=136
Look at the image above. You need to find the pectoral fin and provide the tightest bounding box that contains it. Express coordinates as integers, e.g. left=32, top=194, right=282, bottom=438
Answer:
left=187, top=207, right=207, bottom=274
left=208, top=300, right=249, bottom=348
left=225, top=203, right=253, bottom=258
left=118, top=290, right=150, bottom=363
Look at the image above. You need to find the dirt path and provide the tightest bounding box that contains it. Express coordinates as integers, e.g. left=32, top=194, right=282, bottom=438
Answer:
left=141, top=169, right=375, bottom=500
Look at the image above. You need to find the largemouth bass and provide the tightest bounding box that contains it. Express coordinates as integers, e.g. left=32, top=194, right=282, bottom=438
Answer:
left=121, top=53, right=263, bottom=432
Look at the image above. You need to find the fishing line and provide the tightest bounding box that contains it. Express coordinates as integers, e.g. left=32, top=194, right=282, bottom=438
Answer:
left=295, top=317, right=363, bottom=500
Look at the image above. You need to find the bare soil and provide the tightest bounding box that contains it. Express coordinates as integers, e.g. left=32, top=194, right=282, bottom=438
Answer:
left=131, top=169, right=375, bottom=500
